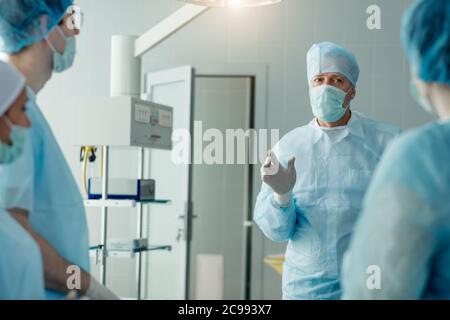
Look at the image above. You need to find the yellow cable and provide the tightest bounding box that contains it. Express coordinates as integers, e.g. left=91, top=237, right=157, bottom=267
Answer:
left=82, top=146, right=89, bottom=195
left=82, top=147, right=87, bottom=195
left=82, top=146, right=102, bottom=196
left=82, top=146, right=99, bottom=196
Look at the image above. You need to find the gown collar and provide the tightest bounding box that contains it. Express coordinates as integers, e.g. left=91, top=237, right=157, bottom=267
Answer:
left=309, top=110, right=366, bottom=141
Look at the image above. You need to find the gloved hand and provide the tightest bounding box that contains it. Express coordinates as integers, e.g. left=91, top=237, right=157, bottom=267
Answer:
left=65, top=291, right=79, bottom=300
left=86, top=276, right=120, bottom=300
left=65, top=291, right=91, bottom=300
left=261, top=151, right=296, bottom=206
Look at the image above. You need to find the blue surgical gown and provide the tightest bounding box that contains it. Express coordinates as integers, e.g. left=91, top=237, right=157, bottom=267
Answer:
left=0, top=88, right=90, bottom=299
left=254, top=111, right=401, bottom=300
left=0, top=210, right=44, bottom=300
left=342, top=119, right=450, bottom=300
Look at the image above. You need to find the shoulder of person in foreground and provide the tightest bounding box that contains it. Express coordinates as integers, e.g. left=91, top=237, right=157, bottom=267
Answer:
left=368, top=120, right=450, bottom=208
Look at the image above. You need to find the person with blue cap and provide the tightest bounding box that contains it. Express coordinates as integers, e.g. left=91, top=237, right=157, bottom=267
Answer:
left=342, top=0, right=450, bottom=300
left=0, top=60, right=44, bottom=300
left=254, top=41, right=401, bottom=300
left=0, top=0, right=117, bottom=299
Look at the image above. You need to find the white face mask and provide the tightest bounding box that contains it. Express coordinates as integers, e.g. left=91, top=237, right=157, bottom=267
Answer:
left=310, top=85, right=353, bottom=123
left=46, top=26, right=77, bottom=73
left=0, top=116, right=28, bottom=165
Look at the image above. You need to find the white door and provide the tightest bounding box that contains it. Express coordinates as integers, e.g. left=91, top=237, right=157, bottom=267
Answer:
left=142, top=66, right=193, bottom=299
left=189, top=76, right=254, bottom=300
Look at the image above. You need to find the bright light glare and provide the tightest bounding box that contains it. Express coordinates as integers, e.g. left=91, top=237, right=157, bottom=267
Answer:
left=179, top=0, right=283, bottom=8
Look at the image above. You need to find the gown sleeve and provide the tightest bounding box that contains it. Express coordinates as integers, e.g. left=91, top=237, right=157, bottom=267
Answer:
left=342, top=132, right=439, bottom=300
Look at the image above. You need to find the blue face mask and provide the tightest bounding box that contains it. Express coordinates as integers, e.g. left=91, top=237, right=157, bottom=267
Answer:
left=46, top=26, right=77, bottom=73
left=310, top=85, right=353, bottom=123
left=410, top=80, right=434, bottom=115
left=0, top=116, right=28, bottom=165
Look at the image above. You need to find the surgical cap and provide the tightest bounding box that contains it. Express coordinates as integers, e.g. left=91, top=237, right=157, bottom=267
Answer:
left=0, top=0, right=73, bottom=54
left=307, top=42, right=360, bottom=86
left=402, top=0, right=450, bottom=86
left=0, top=61, right=25, bottom=115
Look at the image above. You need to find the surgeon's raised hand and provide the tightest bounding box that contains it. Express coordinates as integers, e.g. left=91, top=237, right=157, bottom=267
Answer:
left=261, top=150, right=296, bottom=196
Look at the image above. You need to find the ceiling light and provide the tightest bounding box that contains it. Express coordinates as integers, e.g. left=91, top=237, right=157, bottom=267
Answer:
left=179, top=0, right=283, bottom=8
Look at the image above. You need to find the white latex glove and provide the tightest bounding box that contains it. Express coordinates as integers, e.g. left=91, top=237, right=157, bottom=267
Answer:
left=86, top=276, right=120, bottom=300
left=65, top=291, right=91, bottom=300
left=261, top=150, right=296, bottom=205
left=65, top=291, right=79, bottom=300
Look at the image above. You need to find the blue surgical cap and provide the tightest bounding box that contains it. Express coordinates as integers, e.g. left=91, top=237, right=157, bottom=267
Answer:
left=307, top=42, right=360, bottom=86
left=402, top=0, right=450, bottom=86
left=0, top=0, right=73, bottom=54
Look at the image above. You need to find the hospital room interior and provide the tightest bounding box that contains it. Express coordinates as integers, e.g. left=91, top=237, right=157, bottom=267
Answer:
left=0, top=0, right=449, bottom=302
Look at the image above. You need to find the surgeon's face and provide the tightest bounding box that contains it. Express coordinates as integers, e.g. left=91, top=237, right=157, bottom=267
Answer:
left=59, top=10, right=81, bottom=37
left=46, top=11, right=81, bottom=55
left=311, top=72, right=351, bottom=91
left=0, top=88, right=30, bottom=145
left=311, top=72, right=356, bottom=106
left=5, top=88, right=30, bottom=128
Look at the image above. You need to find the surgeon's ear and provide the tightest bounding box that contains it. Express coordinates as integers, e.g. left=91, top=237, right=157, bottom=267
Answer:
left=350, top=87, right=356, bottom=100
left=415, top=78, right=430, bottom=98
left=0, top=118, right=11, bottom=145
left=39, top=15, right=50, bottom=37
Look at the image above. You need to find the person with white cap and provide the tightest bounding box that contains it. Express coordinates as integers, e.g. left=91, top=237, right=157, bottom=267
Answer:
left=254, top=41, right=401, bottom=300
left=0, top=61, right=28, bottom=164
left=0, top=60, right=44, bottom=300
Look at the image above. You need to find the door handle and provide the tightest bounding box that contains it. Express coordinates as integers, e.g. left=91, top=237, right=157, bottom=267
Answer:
left=178, top=215, right=198, bottom=219
left=178, top=201, right=196, bottom=242
left=243, top=221, right=253, bottom=228
left=176, top=228, right=184, bottom=243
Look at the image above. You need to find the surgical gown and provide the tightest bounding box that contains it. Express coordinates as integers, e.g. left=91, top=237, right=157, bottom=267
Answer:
left=342, top=119, right=450, bottom=300
left=0, top=210, right=44, bottom=300
left=254, top=111, right=401, bottom=300
left=0, top=88, right=90, bottom=299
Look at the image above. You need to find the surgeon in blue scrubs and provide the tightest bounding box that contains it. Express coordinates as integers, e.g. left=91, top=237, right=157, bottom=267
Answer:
left=254, top=42, right=401, bottom=300
left=342, top=0, right=450, bottom=300
left=0, top=0, right=117, bottom=299
left=0, top=61, right=44, bottom=300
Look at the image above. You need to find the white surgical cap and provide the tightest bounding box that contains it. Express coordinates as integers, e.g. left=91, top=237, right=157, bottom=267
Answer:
left=0, top=60, right=25, bottom=116
left=307, top=42, right=360, bottom=86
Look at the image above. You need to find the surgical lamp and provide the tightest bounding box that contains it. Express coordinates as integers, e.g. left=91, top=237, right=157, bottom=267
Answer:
left=110, top=0, right=283, bottom=98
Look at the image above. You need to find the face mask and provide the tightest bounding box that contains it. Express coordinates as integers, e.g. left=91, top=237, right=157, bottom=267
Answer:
left=46, top=26, right=77, bottom=73
left=0, top=116, right=28, bottom=165
left=410, top=80, right=434, bottom=115
left=310, top=85, right=353, bottom=123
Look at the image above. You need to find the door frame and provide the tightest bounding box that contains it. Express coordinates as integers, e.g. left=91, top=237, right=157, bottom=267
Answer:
left=142, top=63, right=269, bottom=300
left=143, top=65, right=194, bottom=299
left=191, top=64, right=268, bottom=300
